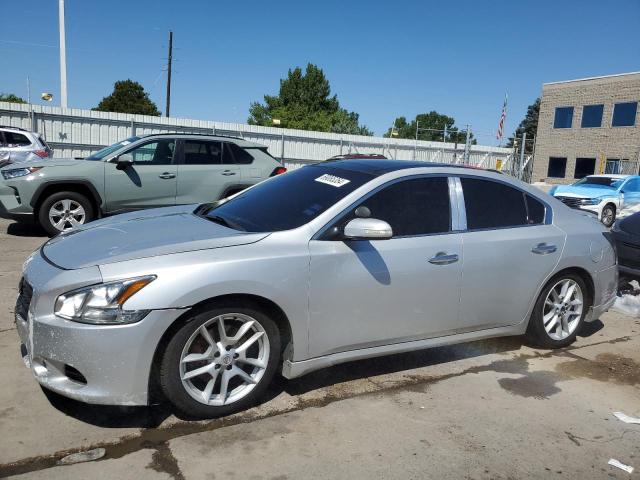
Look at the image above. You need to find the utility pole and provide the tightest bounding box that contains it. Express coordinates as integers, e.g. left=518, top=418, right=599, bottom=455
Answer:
left=58, top=0, right=68, bottom=109
left=165, top=31, right=173, bottom=117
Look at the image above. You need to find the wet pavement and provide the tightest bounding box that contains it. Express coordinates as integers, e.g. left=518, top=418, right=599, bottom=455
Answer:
left=0, top=218, right=639, bottom=479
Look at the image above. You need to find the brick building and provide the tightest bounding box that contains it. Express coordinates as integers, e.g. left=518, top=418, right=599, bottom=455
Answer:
left=532, top=72, right=640, bottom=184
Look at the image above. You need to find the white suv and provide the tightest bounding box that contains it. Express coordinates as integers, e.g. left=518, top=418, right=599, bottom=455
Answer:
left=0, top=126, right=53, bottom=166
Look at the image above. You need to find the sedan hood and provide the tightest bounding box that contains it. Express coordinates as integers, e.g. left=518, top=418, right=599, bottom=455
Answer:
left=42, top=205, right=270, bottom=269
left=552, top=185, right=619, bottom=199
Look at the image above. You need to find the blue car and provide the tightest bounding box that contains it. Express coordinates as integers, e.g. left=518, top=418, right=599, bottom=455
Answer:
left=550, top=174, right=640, bottom=227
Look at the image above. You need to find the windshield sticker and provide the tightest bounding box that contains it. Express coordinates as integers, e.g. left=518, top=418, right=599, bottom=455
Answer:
left=315, top=174, right=351, bottom=187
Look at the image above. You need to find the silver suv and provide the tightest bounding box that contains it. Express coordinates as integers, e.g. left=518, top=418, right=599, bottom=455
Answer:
left=15, top=159, right=618, bottom=418
left=0, top=126, right=52, bottom=166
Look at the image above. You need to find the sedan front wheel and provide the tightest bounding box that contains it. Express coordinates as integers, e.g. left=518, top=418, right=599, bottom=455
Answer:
left=159, top=303, right=281, bottom=418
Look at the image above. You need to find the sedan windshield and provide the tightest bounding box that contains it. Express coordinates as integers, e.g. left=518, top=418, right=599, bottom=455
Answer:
left=86, top=136, right=141, bottom=161
left=196, top=165, right=373, bottom=232
left=572, top=176, right=624, bottom=189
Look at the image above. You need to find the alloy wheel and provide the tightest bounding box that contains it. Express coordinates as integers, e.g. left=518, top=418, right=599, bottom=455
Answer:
left=179, top=313, right=270, bottom=406
left=48, top=199, right=86, bottom=232
left=542, top=279, right=583, bottom=341
left=601, top=207, right=615, bottom=227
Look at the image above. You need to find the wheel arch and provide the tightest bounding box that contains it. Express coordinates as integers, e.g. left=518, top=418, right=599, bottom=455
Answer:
left=537, top=266, right=596, bottom=314
left=31, top=181, right=102, bottom=217
left=147, top=293, right=293, bottom=404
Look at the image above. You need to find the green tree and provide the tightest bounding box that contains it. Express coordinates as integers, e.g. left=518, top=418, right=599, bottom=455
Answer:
left=0, top=93, right=27, bottom=104
left=384, top=111, right=474, bottom=144
left=94, top=80, right=160, bottom=116
left=507, top=98, right=540, bottom=153
left=248, top=64, right=372, bottom=135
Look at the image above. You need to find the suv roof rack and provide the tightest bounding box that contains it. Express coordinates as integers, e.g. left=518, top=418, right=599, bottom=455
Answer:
left=140, top=132, right=247, bottom=142
left=0, top=125, right=29, bottom=132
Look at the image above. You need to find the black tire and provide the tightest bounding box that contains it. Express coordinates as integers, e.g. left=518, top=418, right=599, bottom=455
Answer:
left=37, top=191, right=95, bottom=236
left=525, top=272, right=591, bottom=348
left=159, top=302, right=281, bottom=419
left=601, top=204, right=616, bottom=228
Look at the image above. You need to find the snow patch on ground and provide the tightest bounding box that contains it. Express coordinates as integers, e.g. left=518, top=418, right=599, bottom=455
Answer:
left=614, top=281, right=640, bottom=317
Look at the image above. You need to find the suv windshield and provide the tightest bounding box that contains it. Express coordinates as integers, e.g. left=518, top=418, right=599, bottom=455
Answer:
left=572, top=176, right=624, bottom=189
left=86, top=136, right=141, bottom=161
left=196, top=166, right=373, bottom=232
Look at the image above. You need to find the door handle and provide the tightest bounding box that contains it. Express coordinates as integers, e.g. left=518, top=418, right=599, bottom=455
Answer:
left=531, top=243, right=557, bottom=255
left=221, top=170, right=236, bottom=176
left=428, top=252, right=459, bottom=265
left=158, top=172, right=176, bottom=179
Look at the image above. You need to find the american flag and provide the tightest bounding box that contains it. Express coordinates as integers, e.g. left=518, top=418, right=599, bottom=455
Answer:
left=496, top=93, right=508, bottom=141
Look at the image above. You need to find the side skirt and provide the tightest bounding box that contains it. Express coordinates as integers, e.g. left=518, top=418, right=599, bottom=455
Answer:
left=282, top=324, right=526, bottom=379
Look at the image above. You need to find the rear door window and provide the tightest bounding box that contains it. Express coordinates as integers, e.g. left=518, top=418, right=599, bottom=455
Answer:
left=461, top=177, right=528, bottom=229
left=183, top=140, right=222, bottom=165
left=525, top=194, right=546, bottom=224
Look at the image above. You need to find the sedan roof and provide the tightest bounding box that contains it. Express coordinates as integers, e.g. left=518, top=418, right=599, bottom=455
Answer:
left=317, top=158, right=496, bottom=177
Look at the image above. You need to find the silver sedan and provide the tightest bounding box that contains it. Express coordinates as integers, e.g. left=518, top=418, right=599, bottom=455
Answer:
left=15, top=159, right=618, bottom=418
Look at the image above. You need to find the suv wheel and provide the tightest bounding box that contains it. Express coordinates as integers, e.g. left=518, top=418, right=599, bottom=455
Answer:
left=159, top=303, right=281, bottom=418
left=601, top=204, right=616, bottom=227
left=525, top=273, right=590, bottom=348
left=38, top=191, right=94, bottom=236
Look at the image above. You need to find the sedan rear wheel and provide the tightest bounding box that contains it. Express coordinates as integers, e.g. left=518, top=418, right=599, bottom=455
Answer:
left=525, top=273, right=590, bottom=348
left=160, top=303, right=280, bottom=418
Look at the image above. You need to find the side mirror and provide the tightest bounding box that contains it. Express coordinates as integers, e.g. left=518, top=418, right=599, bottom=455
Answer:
left=115, top=153, right=134, bottom=170
left=343, top=218, right=393, bottom=240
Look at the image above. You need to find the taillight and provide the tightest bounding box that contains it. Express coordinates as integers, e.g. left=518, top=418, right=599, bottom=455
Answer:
left=270, top=166, right=287, bottom=176
left=33, top=150, right=49, bottom=158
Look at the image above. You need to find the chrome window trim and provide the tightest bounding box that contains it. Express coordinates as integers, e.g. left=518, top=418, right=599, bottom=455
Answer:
left=449, top=177, right=467, bottom=231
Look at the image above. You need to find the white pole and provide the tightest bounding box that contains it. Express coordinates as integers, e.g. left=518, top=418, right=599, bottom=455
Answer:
left=58, top=0, right=68, bottom=109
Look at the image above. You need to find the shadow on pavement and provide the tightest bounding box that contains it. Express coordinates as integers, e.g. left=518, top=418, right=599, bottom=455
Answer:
left=5, top=222, right=47, bottom=238
left=42, top=388, right=173, bottom=428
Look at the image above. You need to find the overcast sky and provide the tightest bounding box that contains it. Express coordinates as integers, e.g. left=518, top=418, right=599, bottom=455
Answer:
left=1, top=0, right=638, bottom=143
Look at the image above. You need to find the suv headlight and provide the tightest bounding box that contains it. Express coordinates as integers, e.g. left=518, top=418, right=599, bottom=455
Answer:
left=579, top=198, right=600, bottom=205
left=54, top=276, right=156, bottom=324
left=1, top=167, right=42, bottom=180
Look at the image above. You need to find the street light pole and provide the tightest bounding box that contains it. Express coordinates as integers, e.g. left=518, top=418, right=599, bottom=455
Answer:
left=165, top=31, right=173, bottom=117
left=58, top=0, right=68, bottom=109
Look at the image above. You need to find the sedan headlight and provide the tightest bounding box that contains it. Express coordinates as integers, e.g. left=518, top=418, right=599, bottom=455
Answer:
left=2, top=167, right=42, bottom=180
left=54, top=276, right=156, bottom=324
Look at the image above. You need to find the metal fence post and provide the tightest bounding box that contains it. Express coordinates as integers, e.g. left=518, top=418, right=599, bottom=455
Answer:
left=518, top=132, right=527, bottom=179
left=280, top=132, right=285, bottom=163
left=130, top=119, right=136, bottom=137
left=463, top=125, right=471, bottom=164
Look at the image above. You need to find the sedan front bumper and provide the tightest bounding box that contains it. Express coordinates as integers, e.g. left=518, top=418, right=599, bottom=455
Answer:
left=17, top=248, right=188, bottom=405
left=17, top=308, right=186, bottom=405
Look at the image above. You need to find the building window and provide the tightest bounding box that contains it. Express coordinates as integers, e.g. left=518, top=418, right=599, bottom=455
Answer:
left=581, top=104, right=603, bottom=128
left=554, top=107, right=574, bottom=128
left=574, top=158, right=596, bottom=179
left=548, top=157, right=567, bottom=178
left=612, top=102, right=638, bottom=127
